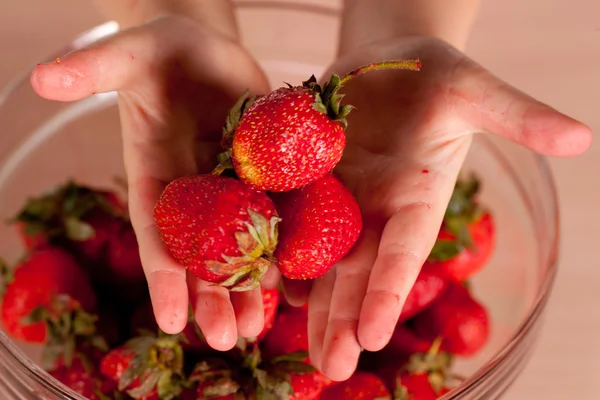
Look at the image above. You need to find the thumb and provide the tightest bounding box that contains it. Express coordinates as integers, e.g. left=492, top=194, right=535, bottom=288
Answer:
left=30, top=25, right=161, bottom=102
left=452, top=59, right=592, bottom=157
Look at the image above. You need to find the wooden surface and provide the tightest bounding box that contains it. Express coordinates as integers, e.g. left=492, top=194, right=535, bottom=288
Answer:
left=0, top=1, right=598, bottom=398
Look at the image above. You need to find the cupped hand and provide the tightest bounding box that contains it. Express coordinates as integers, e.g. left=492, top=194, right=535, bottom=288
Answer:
left=29, top=16, right=273, bottom=350
left=290, top=36, right=592, bottom=380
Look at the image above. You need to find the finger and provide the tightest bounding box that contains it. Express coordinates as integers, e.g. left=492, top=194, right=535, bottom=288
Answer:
left=230, top=289, right=264, bottom=338
left=307, top=269, right=336, bottom=371
left=320, top=229, right=379, bottom=381
left=282, top=278, right=312, bottom=307
left=30, top=26, right=157, bottom=101
left=189, top=276, right=237, bottom=351
left=453, top=60, right=593, bottom=156
left=355, top=158, right=462, bottom=351
left=260, top=267, right=281, bottom=290
left=133, top=178, right=189, bottom=334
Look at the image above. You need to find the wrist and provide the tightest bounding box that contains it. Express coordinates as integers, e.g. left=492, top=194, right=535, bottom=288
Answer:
left=92, top=0, right=239, bottom=40
left=339, top=0, right=479, bottom=53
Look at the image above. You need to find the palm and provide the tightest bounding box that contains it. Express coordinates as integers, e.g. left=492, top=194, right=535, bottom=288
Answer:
left=31, top=16, right=271, bottom=349
left=336, top=39, right=472, bottom=219
left=302, top=36, right=592, bottom=381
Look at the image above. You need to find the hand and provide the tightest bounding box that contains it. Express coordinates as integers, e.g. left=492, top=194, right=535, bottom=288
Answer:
left=289, top=36, right=592, bottom=380
left=29, top=16, right=274, bottom=350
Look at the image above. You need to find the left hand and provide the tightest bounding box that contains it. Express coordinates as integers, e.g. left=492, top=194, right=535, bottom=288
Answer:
left=283, top=36, right=592, bottom=381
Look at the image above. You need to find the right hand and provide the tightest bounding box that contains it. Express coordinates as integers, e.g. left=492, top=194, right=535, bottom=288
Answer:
left=30, top=15, right=274, bottom=350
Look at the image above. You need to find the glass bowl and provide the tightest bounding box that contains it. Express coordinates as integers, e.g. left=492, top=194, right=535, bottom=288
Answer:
left=0, top=2, right=559, bottom=399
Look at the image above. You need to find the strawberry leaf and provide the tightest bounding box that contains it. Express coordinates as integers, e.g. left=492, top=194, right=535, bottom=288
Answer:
left=428, top=240, right=462, bottom=262
left=119, top=351, right=148, bottom=391
left=156, top=370, right=184, bottom=400
left=127, top=368, right=162, bottom=398
left=201, top=377, right=241, bottom=398
left=254, top=368, right=293, bottom=400
left=270, top=351, right=309, bottom=364
left=22, top=306, right=49, bottom=324
left=274, top=361, right=316, bottom=375
left=393, top=379, right=410, bottom=400
left=305, top=72, right=354, bottom=128
left=222, top=90, right=261, bottom=149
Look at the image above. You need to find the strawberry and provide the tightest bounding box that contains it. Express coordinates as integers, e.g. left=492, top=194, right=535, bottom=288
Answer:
left=13, top=181, right=127, bottom=260
left=262, top=306, right=308, bottom=360
left=217, top=60, right=421, bottom=193
left=245, top=346, right=331, bottom=400
left=271, top=174, right=362, bottom=280
left=383, top=339, right=454, bottom=400
left=393, top=373, right=439, bottom=400
left=398, top=270, right=448, bottom=322
left=50, top=356, right=117, bottom=400
left=106, top=222, right=145, bottom=282
left=220, top=80, right=346, bottom=193
left=50, top=344, right=119, bottom=400
left=100, top=332, right=187, bottom=400
left=424, top=176, right=495, bottom=283
left=257, top=287, right=281, bottom=341
left=412, top=283, right=490, bottom=356
left=154, top=175, right=280, bottom=291
left=319, top=371, right=390, bottom=400
left=0, top=248, right=104, bottom=366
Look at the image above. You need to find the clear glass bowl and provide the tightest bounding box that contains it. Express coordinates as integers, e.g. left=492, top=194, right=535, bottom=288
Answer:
left=0, top=2, right=559, bottom=399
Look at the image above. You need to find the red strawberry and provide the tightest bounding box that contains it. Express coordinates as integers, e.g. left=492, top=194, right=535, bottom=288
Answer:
left=287, top=367, right=332, bottom=400
left=257, top=287, right=281, bottom=341
left=393, top=373, right=439, bottom=400
left=320, top=371, right=390, bottom=400
left=263, top=306, right=309, bottom=360
left=1, top=248, right=97, bottom=347
left=50, top=355, right=117, bottom=400
left=106, top=222, right=145, bottom=282
left=380, top=339, right=453, bottom=399
left=272, top=174, right=362, bottom=280
left=13, top=181, right=127, bottom=260
left=424, top=176, right=495, bottom=283
left=412, top=283, right=490, bottom=356
left=222, top=80, right=346, bottom=193
left=246, top=346, right=331, bottom=400
left=217, top=60, right=421, bottom=193
left=154, top=175, right=280, bottom=291
left=100, top=333, right=187, bottom=400
left=398, top=271, right=448, bottom=322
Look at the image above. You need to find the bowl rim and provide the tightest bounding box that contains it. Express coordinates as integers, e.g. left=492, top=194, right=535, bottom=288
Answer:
left=0, top=2, right=560, bottom=398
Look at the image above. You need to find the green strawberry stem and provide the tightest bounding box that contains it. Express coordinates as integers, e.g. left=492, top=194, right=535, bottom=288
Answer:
left=307, top=59, right=422, bottom=128
left=338, top=59, right=422, bottom=85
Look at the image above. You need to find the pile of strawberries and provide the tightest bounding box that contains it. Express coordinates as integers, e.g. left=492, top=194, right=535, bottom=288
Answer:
left=0, top=60, right=497, bottom=399
left=0, top=173, right=494, bottom=400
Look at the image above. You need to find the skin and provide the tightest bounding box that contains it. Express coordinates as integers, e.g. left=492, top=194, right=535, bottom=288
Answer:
left=30, top=0, right=592, bottom=381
